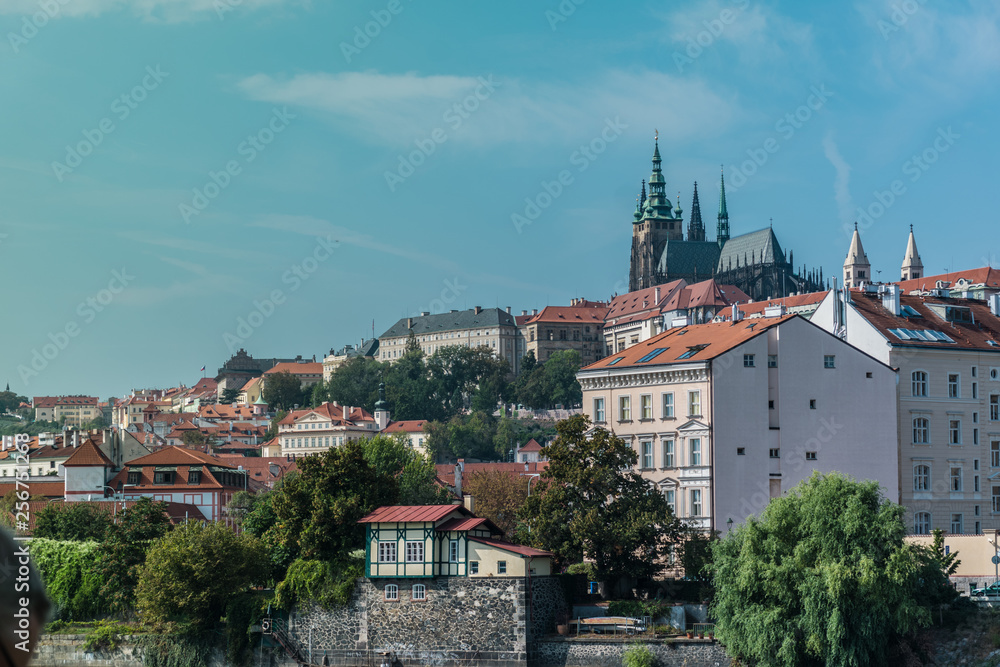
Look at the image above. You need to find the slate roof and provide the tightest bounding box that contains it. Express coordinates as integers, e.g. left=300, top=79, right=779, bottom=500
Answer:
left=380, top=308, right=516, bottom=338
left=715, top=228, right=785, bottom=270
left=656, top=241, right=722, bottom=278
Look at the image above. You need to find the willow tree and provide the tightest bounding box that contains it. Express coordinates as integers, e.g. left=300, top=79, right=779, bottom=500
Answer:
left=710, top=472, right=935, bottom=666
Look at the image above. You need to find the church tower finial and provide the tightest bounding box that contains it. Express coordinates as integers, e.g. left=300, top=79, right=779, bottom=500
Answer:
left=843, top=223, right=871, bottom=288
left=717, top=166, right=730, bottom=246
left=901, top=224, right=923, bottom=281
left=688, top=181, right=705, bottom=242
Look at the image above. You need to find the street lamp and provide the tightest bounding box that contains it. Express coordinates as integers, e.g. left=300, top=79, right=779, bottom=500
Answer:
left=726, top=518, right=733, bottom=534
left=522, top=473, right=541, bottom=495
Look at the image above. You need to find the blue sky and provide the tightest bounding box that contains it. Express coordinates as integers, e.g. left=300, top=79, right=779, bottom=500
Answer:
left=2, top=0, right=999, bottom=399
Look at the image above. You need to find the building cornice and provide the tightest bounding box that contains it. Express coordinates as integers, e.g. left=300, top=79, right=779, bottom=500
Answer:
left=578, top=363, right=709, bottom=390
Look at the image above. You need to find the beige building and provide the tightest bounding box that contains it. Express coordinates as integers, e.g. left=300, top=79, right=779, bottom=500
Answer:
left=578, top=313, right=899, bottom=532
left=33, top=396, right=100, bottom=426
left=382, top=420, right=430, bottom=456
left=322, top=339, right=379, bottom=381
left=278, top=402, right=378, bottom=459
left=378, top=307, right=523, bottom=375
left=522, top=299, right=608, bottom=365
left=907, top=530, right=1000, bottom=594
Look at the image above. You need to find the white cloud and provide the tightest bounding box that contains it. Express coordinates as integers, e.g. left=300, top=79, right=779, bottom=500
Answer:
left=0, top=0, right=298, bottom=22
left=236, top=69, right=739, bottom=148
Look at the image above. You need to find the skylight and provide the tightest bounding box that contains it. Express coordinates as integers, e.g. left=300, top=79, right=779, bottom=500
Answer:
left=636, top=348, right=668, bottom=363
left=678, top=344, right=709, bottom=360
left=888, top=328, right=956, bottom=343
left=607, top=357, right=625, bottom=366
left=900, top=305, right=922, bottom=317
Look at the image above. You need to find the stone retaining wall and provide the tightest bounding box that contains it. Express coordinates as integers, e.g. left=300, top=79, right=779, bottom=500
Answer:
left=533, top=637, right=731, bottom=667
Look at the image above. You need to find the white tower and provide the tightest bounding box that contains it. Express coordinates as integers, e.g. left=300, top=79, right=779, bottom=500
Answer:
left=901, top=225, right=924, bottom=281
left=843, top=223, right=872, bottom=288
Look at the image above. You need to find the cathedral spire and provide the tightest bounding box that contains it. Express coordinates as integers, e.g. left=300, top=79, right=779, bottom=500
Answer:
left=642, top=132, right=674, bottom=220
left=901, top=224, right=923, bottom=281
left=843, top=222, right=871, bottom=288
left=717, top=166, right=730, bottom=246
left=688, top=182, right=705, bottom=242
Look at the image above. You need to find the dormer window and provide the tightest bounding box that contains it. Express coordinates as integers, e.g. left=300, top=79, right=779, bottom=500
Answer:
left=153, top=468, right=175, bottom=484
left=127, top=469, right=141, bottom=485
left=188, top=467, right=202, bottom=484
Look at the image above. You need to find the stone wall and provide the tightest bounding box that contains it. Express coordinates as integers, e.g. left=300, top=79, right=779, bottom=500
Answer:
left=534, top=637, right=731, bottom=667
left=291, top=576, right=567, bottom=667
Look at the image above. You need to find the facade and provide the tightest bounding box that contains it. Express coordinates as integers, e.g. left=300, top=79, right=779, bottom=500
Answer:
left=379, top=307, right=523, bottom=374
left=277, top=402, right=378, bottom=458
left=515, top=438, right=544, bottom=463
left=262, top=361, right=324, bottom=389
left=214, top=349, right=305, bottom=398
left=897, top=266, right=1000, bottom=300
left=813, top=284, right=1000, bottom=535
left=358, top=505, right=552, bottom=580
left=382, top=420, right=430, bottom=456
left=577, top=314, right=899, bottom=531
left=322, top=338, right=379, bottom=381
left=32, top=396, right=100, bottom=426
left=628, top=139, right=824, bottom=299
left=522, top=299, right=609, bottom=365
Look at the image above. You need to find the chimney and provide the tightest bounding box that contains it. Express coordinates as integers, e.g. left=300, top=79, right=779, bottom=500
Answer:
left=532, top=309, right=538, bottom=316
left=463, top=494, right=475, bottom=514
left=454, top=460, right=463, bottom=497
left=421, top=311, right=430, bottom=316
left=990, top=294, right=1000, bottom=318
left=522, top=310, right=528, bottom=316
left=654, top=286, right=661, bottom=303
left=882, top=284, right=902, bottom=316
left=506, top=306, right=511, bottom=314
left=407, top=317, right=414, bottom=329
left=474, top=306, right=482, bottom=315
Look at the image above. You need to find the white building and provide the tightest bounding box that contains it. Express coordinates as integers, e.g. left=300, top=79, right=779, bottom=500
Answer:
left=278, top=402, right=379, bottom=459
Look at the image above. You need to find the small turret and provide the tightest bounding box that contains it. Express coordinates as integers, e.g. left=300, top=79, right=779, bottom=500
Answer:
left=901, top=225, right=923, bottom=281
left=843, top=222, right=872, bottom=288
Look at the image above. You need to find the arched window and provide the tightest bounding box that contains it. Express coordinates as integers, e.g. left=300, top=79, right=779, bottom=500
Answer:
left=912, top=371, right=928, bottom=397
left=913, top=417, right=929, bottom=444
left=913, top=464, right=930, bottom=491
left=411, top=584, right=426, bottom=601
left=384, top=584, right=398, bottom=601
left=913, top=512, right=931, bottom=535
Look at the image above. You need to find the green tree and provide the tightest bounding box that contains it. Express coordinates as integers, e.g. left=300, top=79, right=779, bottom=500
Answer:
left=262, top=371, right=306, bottom=411
left=29, top=539, right=108, bottom=620
left=263, top=410, right=287, bottom=440
left=135, top=521, right=267, bottom=628
left=384, top=349, right=444, bottom=421
left=680, top=529, right=717, bottom=584
left=265, top=441, right=399, bottom=567
left=543, top=349, right=583, bottom=407
left=710, top=472, right=934, bottom=667
left=181, top=430, right=208, bottom=447
left=327, top=357, right=386, bottom=413
left=356, top=434, right=452, bottom=505
left=0, top=390, right=28, bottom=414
left=219, top=387, right=240, bottom=405
left=425, top=411, right=498, bottom=461
left=34, top=502, right=112, bottom=541
left=95, top=497, right=172, bottom=614
left=463, top=469, right=529, bottom=540
left=915, top=528, right=961, bottom=607
left=519, top=415, right=683, bottom=583
left=309, top=380, right=328, bottom=407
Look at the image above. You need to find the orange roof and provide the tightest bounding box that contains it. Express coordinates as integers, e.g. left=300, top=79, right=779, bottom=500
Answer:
left=435, top=516, right=496, bottom=532
left=384, top=420, right=429, bottom=433
left=358, top=505, right=471, bottom=524
left=582, top=315, right=795, bottom=370
left=434, top=461, right=549, bottom=488
left=897, top=267, right=1000, bottom=293
left=0, top=482, right=64, bottom=499
left=264, top=362, right=324, bottom=376
left=719, top=291, right=827, bottom=319
left=279, top=402, right=374, bottom=426
left=848, top=292, right=1000, bottom=351
left=123, top=447, right=235, bottom=468
left=519, top=438, right=542, bottom=452
left=606, top=280, right=686, bottom=321
left=63, top=439, right=114, bottom=467
left=525, top=304, right=609, bottom=326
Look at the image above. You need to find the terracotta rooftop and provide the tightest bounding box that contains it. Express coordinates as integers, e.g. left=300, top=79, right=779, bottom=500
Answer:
left=606, top=280, right=686, bottom=321
left=716, top=291, right=828, bottom=320
left=848, top=291, right=1000, bottom=351
left=383, top=420, right=429, bottom=433
left=434, top=461, right=549, bottom=489
left=468, top=536, right=553, bottom=558
left=581, top=314, right=796, bottom=371
left=897, top=267, right=1000, bottom=293
left=279, top=402, right=374, bottom=426
left=63, top=439, right=114, bottom=467
left=435, top=516, right=499, bottom=533
left=519, top=438, right=543, bottom=452
left=264, top=362, right=324, bottom=376
left=525, top=304, right=610, bottom=326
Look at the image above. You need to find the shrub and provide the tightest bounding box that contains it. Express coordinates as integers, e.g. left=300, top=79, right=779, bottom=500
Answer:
left=275, top=559, right=362, bottom=610
left=30, top=539, right=108, bottom=621
left=83, top=621, right=135, bottom=651
left=622, top=642, right=656, bottom=667
left=566, top=562, right=597, bottom=579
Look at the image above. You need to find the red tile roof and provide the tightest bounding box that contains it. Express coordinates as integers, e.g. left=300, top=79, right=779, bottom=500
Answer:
left=383, top=420, right=429, bottom=433
left=32, top=395, right=98, bottom=408
left=0, top=482, right=64, bottom=499
left=279, top=402, right=374, bottom=426
left=848, top=292, right=1000, bottom=351
left=468, top=536, right=553, bottom=557
left=582, top=314, right=795, bottom=370
left=717, top=291, right=827, bottom=319
left=519, top=438, right=542, bottom=452
left=63, top=439, right=114, bottom=467
left=358, top=504, right=472, bottom=524
left=896, top=267, right=1000, bottom=293
left=606, top=280, right=686, bottom=321
left=434, top=461, right=549, bottom=488
left=264, top=362, right=324, bottom=376
left=525, top=304, right=610, bottom=326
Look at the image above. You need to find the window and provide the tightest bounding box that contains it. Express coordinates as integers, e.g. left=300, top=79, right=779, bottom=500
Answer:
left=663, top=440, right=675, bottom=468
left=975, top=459, right=981, bottom=471
left=690, top=439, right=702, bottom=466
left=153, top=471, right=174, bottom=484
left=664, top=489, right=675, bottom=513
left=640, top=394, right=652, bottom=420
left=641, top=441, right=653, bottom=469
left=662, top=393, right=674, bottom=418
left=744, top=354, right=755, bottom=367
left=824, top=355, right=836, bottom=369
left=679, top=344, right=708, bottom=359
left=976, top=521, right=982, bottom=534
left=412, top=584, right=426, bottom=601
left=188, top=470, right=201, bottom=484
left=993, top=442, right=1000, bottom=468
left=975, top=475, right=981, bottom=493
left=497, top=561, right=507, bottom=575
left=384, top=584, right=398, bottom=601
left=993, top=396, right=1000, bottom=421
left=768, top=400, right=774, bottom=409
left=449, top=540, right=459, bottom=563
left=405, top=541, right=424, bottom=563
left=770, top=448, right=780, bottom=458
left=127, top=470, right=141, bottom=485
left=470, top=561, right=479, bottom=575
left=912, top=371, right=928, bottom=397
left=913, top=417, right=929, bottom=444
left=974, top=382, right=979, bottom=399
left=949, top=374, right=960, bottom=398
left=950, top=419, right=962, bottom=445
left=688, top=391, right=701, bottom=416
left=950, top=466, right=963, bottom=492
left=914, top=512, right=931, bottom=535
left=914, top=464, right=930, bottom=491
left=594, top=398, right=605, bottom=423
left=975, top=429, right=980, bottom=445
left=951, top=514, right=963, bottom=534
left=619, top=396, right=631, bottom=421
left=737, top=447, right=745, bottom=455
left=809, top=399, right=817, bottom=409
left=637, top=348, right=667, bottom=363
left=994, top=487, right=1000, bottom=513
left=805, top=451, right=817, bottom=461
left=690, top=489, right=703, bottom=516
left=768, top=355, right=777, bottom=368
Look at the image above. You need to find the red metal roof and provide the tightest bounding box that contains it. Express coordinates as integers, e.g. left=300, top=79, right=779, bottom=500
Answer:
left=436, top=517, right=493, bottom=532
left=468, top=536, right=553, bottom=558
left=357, top=504, right=471, bottom=524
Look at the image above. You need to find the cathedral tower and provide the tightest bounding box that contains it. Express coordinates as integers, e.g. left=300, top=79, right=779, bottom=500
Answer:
left=629, top=135, right=683, bottom=291
left=900, top=225, right=923, bottom=281
left=843, top=223, right=872, bottom=288
left=717, top=168, right=730, bottom=246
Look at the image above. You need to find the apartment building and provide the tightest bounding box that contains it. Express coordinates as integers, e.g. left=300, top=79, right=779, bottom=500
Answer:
left=32, top=396, right=100, bottom=426
left=577, top=313, right=898, bottom=531
left=522, top=299, right=609, bottom=365
left=278, top=402, right=379, bottom=459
